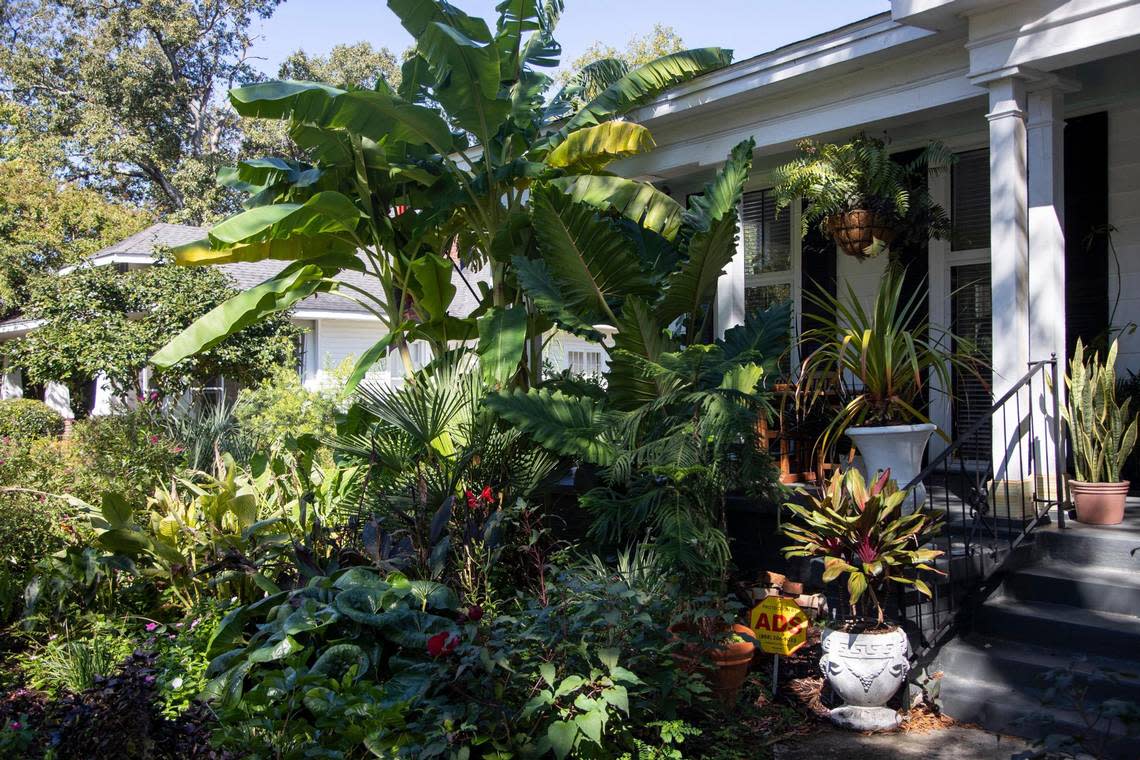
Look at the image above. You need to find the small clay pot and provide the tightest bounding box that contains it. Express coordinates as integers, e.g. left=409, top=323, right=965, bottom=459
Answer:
left=1070, top=480, right=1129, bottom=525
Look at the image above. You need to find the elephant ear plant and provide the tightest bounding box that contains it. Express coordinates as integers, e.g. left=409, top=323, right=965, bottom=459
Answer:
left=781, top=468, right=945, bottom=626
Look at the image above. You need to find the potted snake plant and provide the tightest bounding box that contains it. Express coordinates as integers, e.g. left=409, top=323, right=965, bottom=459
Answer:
left=782, top=468, right=944, bottom=730
left=1063, top=339, right=1138, bottom=525
left=772, top=134, right=951, bottom=258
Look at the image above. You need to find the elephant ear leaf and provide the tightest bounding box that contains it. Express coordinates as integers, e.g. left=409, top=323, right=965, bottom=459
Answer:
left=485, top=388, right=617, bottom=466
left=151, top=264, right=330, bottom=368
left=476, top=305, right=528, bottom=387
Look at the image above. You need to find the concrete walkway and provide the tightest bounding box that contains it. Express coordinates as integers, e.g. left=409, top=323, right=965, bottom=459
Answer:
left=772, top=726, right=1036, bottom=760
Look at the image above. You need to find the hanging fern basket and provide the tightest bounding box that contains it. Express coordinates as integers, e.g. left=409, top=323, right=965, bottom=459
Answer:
left=825, top=210, right=897, bottom=258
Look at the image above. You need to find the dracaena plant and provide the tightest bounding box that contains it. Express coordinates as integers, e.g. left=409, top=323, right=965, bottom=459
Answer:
left=1064, top=339, right=1140, bottom=483
left=796, top=264, right=986, bottom=456
left=150, top=0, right=733, bottom=390
left=781, top=468, right=945, bottom=625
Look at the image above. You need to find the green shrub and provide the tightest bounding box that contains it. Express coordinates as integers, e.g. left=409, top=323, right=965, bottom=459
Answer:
left=65, top=408, right=182, bottom=505
left=0, top=398, right=64, bottom=441
left=235, top=364, right=344, bottom=446
left=0, top=492, right=67, bottom=623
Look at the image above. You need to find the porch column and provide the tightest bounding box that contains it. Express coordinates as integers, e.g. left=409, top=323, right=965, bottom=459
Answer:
left=985, top=75, right=1031, bottom=485
left=1027, top=84, right=1068, bottom=502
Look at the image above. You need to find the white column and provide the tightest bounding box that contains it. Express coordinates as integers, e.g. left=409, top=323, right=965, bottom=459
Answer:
left=986, top=76, right=1031, bottom=485
left=90, top=372, right=116, bottom=416
left=715, top=212, right=746, bottom=338
left=43, top=382, right=75, bottom=420
left=1027, top=85, right=1068, bottom=500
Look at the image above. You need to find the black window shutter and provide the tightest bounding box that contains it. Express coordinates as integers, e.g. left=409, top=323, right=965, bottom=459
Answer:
left=1064, top=111, right=1109, bottom=356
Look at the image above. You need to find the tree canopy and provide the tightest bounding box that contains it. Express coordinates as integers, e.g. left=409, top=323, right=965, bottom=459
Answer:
left=9, top=258, right=300, bottom=410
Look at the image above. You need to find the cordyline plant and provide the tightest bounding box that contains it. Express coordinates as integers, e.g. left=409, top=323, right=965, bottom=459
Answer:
left=149, top=0, right=734, bottom=390
left=796, top=265, right=985, bottom=456
left=781, top=468, right=945, bottom=626
left=1064, top=338, right=1139, bottom=483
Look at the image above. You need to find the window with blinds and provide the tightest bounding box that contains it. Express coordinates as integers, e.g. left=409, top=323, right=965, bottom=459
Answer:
left=741, top=189, right=793, bottom=315
left=568, top=349, right=602, bottom=377
left=950, top=263, right=993, bottom=461
left=951, top=150, right=990, bottom=251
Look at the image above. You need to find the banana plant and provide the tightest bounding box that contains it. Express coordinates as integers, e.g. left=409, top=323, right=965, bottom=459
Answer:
left=150, top=0, right=734, bottom=390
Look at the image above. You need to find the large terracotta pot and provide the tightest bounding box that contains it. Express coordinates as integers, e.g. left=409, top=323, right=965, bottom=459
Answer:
left=845, top=423, right=936, bottom=511
left=820, top=624, right=909, bottom=730
left=1070, top=480, right=1128, bottom=525
left=667, top=622, right=755, bottom=705
left=825, top=210, right=897, bottom=258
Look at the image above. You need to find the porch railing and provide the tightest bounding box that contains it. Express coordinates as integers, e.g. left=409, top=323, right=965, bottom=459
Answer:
left=896, top=357, right=1068, bottom=656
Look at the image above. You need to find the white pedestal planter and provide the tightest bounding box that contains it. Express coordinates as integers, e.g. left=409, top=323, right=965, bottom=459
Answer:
left=821, top=625, right=909, bottom=730
left=845, top=423, right=936, bottom=511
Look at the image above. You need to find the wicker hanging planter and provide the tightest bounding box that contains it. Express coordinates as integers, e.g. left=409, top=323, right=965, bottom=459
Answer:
left=825, top=210, right=897, bottom=258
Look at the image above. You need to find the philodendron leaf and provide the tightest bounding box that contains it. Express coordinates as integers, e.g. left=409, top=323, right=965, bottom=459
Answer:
left=547, top=720, right=578, bottom=760
left=151, top=264, right=330, bottom=368
left=476, top=305, right=528, bottom=386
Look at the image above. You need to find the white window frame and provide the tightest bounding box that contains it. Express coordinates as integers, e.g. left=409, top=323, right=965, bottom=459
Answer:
left=928, top=144, right=992, bottom=462
left=717, top=188, right=802, bottom=368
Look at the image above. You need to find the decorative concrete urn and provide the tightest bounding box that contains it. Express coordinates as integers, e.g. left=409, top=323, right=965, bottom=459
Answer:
left=845, top=423, right=936, bottom=511
left=820, top=625, right=909, bottom=731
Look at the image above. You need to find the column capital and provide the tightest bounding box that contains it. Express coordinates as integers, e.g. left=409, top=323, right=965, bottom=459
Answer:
left=984, top=75, right=1027, bottom=124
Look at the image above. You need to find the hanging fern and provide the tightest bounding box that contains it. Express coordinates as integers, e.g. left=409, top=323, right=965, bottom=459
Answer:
left=772, top=134, right=953, bottom=246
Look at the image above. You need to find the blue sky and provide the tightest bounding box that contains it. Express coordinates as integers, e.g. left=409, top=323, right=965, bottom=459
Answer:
left=248, top=1, right=891, bottom=77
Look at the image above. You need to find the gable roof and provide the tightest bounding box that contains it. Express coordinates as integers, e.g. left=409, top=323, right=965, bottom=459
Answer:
left=72, top=222, right=383, bottom=317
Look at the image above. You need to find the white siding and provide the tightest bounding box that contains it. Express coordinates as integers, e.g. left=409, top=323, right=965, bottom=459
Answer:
left=544, top=331, right=610, bottom=378
left=836, top=247, right=890, bottom=315
left=1108, top=97, right=1140, bottom=373
left=309, top=318, right=387, bottom=389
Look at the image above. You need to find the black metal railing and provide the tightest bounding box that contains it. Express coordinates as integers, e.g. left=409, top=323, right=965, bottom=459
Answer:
left=897, top=357, right=1068, bottom=656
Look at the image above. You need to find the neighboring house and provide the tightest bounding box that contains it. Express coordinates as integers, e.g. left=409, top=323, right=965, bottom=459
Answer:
left=0, top=223, right=606, bottom=416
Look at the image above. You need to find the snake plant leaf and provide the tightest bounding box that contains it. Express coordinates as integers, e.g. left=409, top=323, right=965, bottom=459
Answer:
left=151, top=264, right=330, bottom=368
left=545, top=122, right=656, bottom=173
left=549, top=175, right=684, bottom=242
left=485, top=388, right=617, bottom=465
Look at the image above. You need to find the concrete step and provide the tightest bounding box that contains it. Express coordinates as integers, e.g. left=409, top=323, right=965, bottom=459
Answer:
left=974, top=597, right=1140, bottom=659
left=1000, top=560, right=1140, bottom=617
left=939, top=673, right=1138, bottom=759
left=1035, top=515, right=1140, bottom=567
left=938, top=634, right=1140, bottom=705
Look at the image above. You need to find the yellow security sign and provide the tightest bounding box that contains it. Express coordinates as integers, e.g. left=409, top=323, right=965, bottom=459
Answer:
left=749, top=596, right=808, bottom=656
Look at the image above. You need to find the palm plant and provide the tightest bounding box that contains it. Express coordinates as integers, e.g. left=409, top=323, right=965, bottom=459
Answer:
left=1064, top=339, right=1139, bottom=483
left=782, top=468, right=944, bottom=625
left=797, top=265, right=983, bottom=455
left=772, top=134, right=952, bottom=257
left=151, top=0, right=734, bottom=389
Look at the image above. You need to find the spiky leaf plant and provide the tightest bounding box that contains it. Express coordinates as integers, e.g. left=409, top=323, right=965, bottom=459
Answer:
left=1063, top=339, right=1139, bottom=483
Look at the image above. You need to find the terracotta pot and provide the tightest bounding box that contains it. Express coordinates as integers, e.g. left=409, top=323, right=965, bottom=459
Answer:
left=825, top=210, right=897, bottom=258
left=709, top=624, right=756, bottom=705
left=1070, top=479, right=1128, bottom=525
left=667, top=622, right=756, bottom=705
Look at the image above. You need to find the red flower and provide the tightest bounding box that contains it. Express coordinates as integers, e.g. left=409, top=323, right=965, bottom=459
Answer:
left=479, top=486, right=493, bottom=503
left=427, top=631, right=458, bottom=658
left=466, top=605, right=483, bottom=622
left=465, top=489, right=478, bottom=510
left=148, top=434, right=160, bottom=445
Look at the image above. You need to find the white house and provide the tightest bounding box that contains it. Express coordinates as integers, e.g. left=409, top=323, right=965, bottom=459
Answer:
left=609, top=0, right=1140, bottom=475
left=0, top=222, right=608, bottom=416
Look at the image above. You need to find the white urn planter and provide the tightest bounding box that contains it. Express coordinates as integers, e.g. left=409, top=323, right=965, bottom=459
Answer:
left=845, top=423, right=936, bottom=511
left=820, top=625, right=910, bottom=730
